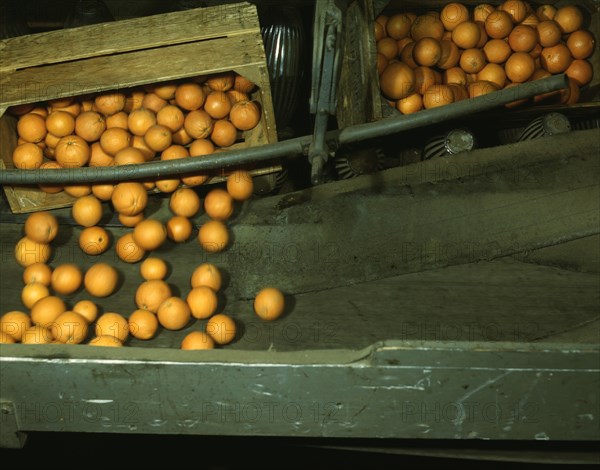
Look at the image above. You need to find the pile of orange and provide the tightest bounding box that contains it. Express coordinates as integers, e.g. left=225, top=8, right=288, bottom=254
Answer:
left=2, top=207, right=287, bottom=349
left=3, top=71, right=287, bottom=349
left=375, top=1, right=595, bottom=113
left=9, top=71, right=262, bottom=186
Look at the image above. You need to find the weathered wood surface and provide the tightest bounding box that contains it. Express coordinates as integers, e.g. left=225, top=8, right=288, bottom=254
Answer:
left=336, top=0, right=382, bottom=127
left=0, top=3, right=259, bottom=73
left=0, top=216, right=598, bottom=350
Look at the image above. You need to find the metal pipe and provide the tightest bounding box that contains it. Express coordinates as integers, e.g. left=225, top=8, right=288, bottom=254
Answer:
left=0, top=74, right=568, bottom=185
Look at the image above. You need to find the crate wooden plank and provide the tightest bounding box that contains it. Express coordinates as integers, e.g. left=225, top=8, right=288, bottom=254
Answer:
left=0, top=3, right=259, bottom=73
left=0, top=35, right=268, bottom=108
left=337, top=0, right=382, bottom=128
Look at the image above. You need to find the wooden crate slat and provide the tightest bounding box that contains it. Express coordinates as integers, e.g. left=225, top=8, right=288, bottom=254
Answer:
left=0, top=35, right=267, bottom=108
left=0, top=3, right=259, bottom=73
left=336, top=0, right=382, bottom=128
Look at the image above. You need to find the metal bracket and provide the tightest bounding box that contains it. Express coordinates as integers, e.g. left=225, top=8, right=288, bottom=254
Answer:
left=309, top=0, right=343, bottom=185
left=0, top=400, right=27, bottom=449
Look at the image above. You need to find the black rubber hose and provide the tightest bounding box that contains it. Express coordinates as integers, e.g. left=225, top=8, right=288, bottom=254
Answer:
left=0, top=74, right=568, bottom=185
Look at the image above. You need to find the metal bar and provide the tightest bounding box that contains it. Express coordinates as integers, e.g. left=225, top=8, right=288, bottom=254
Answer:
left=0, top=74, right=568, bottom=185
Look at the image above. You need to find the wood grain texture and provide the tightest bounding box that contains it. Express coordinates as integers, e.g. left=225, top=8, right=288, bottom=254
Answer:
left=336, top=0, right=382, bottom=128
left=0, top=35, right=266, bottom=108
left=0, top=3, right=259, bottom=73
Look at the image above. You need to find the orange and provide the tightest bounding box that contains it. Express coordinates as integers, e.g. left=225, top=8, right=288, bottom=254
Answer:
left=380, top=62, right=415, bottom=100
left=500, top=0, right=527, bottom=23
left=175, top=83, right=205, bottom=111
left=24, top=211, right=58, bottom=244
left=410, top=15, right=444, bottom=41
left=17, top=113, right=47, bottom=143
left=95, top=312, right=129, bottom=342
left=567, top=30, right=596, bottom=60
left=477, top=63, right=507, bottom=89
left=166, top=216, right=193, bottom=243
left=79, top=226, right=110, bottom=256
left=51, top=263, right=82, bottom=296
left=483, top=39, right=513, bottom=63
left=536, top=5, right=556, bottom=21
left=21, top=282, right=50, bottom=309
left=181, top=331, right=215, bottom=350
left=23, top=263, right=52, bottom=286
left=161, top=144, right=189, bottom=161
left=100, top=127, right=131, bottom=156
left=186, top=286, right=218, bottom=319
left=0, top=311, right=32, bottom=341
left=14, top=237, right=51, bottom=267
left=204, top=91, right=233, bottom=119
left=540, top=44, right=573, bottom=74
left=508, top=25, right=538, bottom=52
left=437, top=40, right=460, bottom=70
left=460, top=48, right=487, bottom=74
left=191, top=263, right=222, bottom=291
left=64, top=184, right=92, bottom=198
left=144, top=124, right=172, bottom=152
left=377, top=37, right=399, bottom=60
left=206, top=72, right=235, bottom=92
left=226, top=170, right=254, bottom=201
left=72, top=195, right=103, bottom=227
left=127, top=108, right=157, bottom=136
left=468, top=80, right=500, bottom=98
left=440, top=3, right=469, bottom=31
left=73, top=299, right=98, bottom=323
left=0, top=332, right=16, bottom=344
left=474, top=4, right=495, bottom=23
left=142, top=92, right=168, bottom=113
left=565, top=59, right=593, bottom=87
left=206, top=313, right=236, bottom=345
left=135, top=280, right=172, bottom=313
left=111, top=182, right=148, bottom=216
left=84, top=262, right=118, bottom=297
left=210, top=120, right=237, bottom=147
left=156, top=105, right=185, bottom=133
left=128, top=309, right=159, bottom=340
left=233, top=74, right=256, bottom=93
left=46, top=111, right=75, bottom=137
left=169, top=188, right=201, bottom=217
left=138, top=257, right=168, bottom=281
left=422, top=84, right=455, bottom=109
left=132, top=219, right=167, bottom=251
left=254, top=287, right=285, bottom=321
left=118, top=212, right=145, bottom=228
left=89, top=141, right=115, bottom=167
left=413, top=38, right=442, bottom=67
left=92, top=184, right=115, bottom=201
left=553, top=5, right=583, bottom=34
left=452, top=21, right=481, bottom=49
left=114, top=147, right=145, bottom=166
left=105, top=111, right=128, bottom=130
left=50, top=311, right=88, bottom=344
left=537, top=20, right=562, bottom=47
left=485, top=10, right=513, bottom=39
left=157, top=297, right=191, bottom=330
left=204, top=189, right=234, bottom=221
left=396, top=93, right=423, bottom=114
left=198, top=220, right=229, bottom=253
left=386, top=13, right=412, bottom=39
left=229, top=100, right=261, bottom=131
left=55, top=135, right=90, bottom=168
left=30, top=296, right=65, bottom=326
left=116, top=232, right=146, bottom=263
left=94, top=92, right=126, bottom=116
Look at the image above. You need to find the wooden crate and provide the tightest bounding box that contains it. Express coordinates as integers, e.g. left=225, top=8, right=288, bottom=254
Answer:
left=337, top=0, right=600, bottom=127
left=0, top=2, right=279, bottom=214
